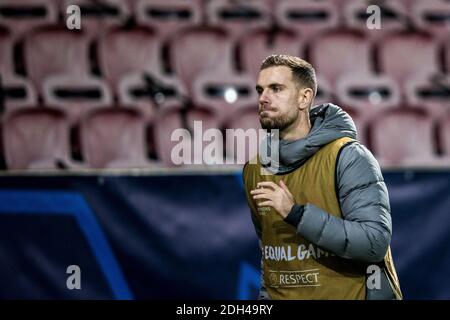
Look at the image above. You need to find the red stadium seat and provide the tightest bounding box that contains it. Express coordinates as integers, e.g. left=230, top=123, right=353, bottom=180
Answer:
left=310, top=31, right=372, bottom=89
left=42, top=74, right=113, bottom=123
left=118, top=72, right=188, bottom=121
left=24, top=28, right=90, bottom=91
left=378, top=32, right=440, bottom=92
left=371, top=110, right=438, bottom=167
left=0, top=0, right=58, bottom=39
left=0, top=30, right=13, bottom=75
left=192, top=71, right=258, bottom=122
left=0, top=74, right=38, bottom=113
left=438, top=113, right=450, bottom=156
left=411, top=0, right=450, bottom=40
left=275, top=0, right=339, bottom=40
left=336, top=73, right=401, bottom=119
left=340, top=106, right=368, bottom=147
left=405, top=74, right=450, bottom=119
left=80, top=107, right=152, bottom=169
left=206, top=0, right=271, bottom=39
left=446, top=42, right=450, bottom=73
left=169, top=27, right=234, bottom=92
left=343, top=0, right=408, bottom=40
left=186, top=107, right=224, bottom=166
left=153, top=104, right=185, bottom=166
left=135, top=0, right=203, bottom=41
left=0, top=32, right=38, bottom=113
left=238, top=28, right=303, bottom=80
left=98, top=27, right=162, bottom=91
left=313, top=76, right=334, bottom=107
left=224, top=106, right=261, bottom=164
left=62, top=0, right=130, bottom=39
left=2, top=108, right=71, bottom=170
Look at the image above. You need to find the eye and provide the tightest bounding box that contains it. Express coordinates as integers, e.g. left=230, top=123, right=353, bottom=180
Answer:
left=273, top=86, right=281, bottom=93
left=256, top=88, right=263, bottom=95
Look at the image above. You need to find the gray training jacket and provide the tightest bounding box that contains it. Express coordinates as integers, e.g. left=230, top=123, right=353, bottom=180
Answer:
left=254, top=103, right=398, bottom=300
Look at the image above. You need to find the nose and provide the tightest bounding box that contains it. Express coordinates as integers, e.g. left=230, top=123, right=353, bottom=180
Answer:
left=258, top=89, right=270, bottom=106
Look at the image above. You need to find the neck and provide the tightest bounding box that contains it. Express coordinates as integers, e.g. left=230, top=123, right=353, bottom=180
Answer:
left=280, top=110, right=311, bottom=141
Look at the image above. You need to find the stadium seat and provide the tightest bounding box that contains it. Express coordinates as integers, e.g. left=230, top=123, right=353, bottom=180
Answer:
left=186, top=107, right=224, bottom=165
left=238, top=28, right=303, bottom=79
left=42, top=74, right=113, bottom=123
left=405, top=74, right=450, bottom=119
left=411, top=0, right=450, bottom=40
left=336, top=73, right=401, bottom=119
left=313, top=75, right=334, bottom=107
left=192, top=71, right=258, bottom=122
left=340, top=107, right=368, bottom=147
left=2, top=108, right=71, bottom=170
left=80, top=107, right=152, bottom=169
left=378, top=33, right=440, bottom=92
left=98, top=27, right=162, bottom=91
left=169, top=27, right=235, bottom=92
left=153, top=104, right=186, bottom=166
left=446, top=42, right=450, bottom=73
left=62, top=0, right=130, bottom=39
left=0, top=73, right=38, bottom=113
left=224, top=106, right=261, bottom=164
left=274, top=0, right=339, bottom=40
left=118, top=72, right=188, bottom=120
left=0, top=30, right=13, bottom=75
left=310, top=31, right=372, bottom=90
left=206, top=0, right=271, bottom=39
left=0, top=32, right=38, bottom=113
left=371, top=110, right=438, bottom=167
left=135, top=0, right=203, bottom=41
left=0, top=0, right=58, bottom=39
left=24, top=28, right=90, bottom=91
left=438, top=113, right=450, bottom=156
left=343, top=0, right=408, bottom=40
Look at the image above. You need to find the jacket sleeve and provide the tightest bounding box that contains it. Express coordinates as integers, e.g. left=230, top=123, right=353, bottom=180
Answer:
left=295, top=142, right=392, bottom=263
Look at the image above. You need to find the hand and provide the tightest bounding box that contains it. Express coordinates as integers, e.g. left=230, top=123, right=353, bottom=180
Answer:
left=250, top=180, right=295, bottom=218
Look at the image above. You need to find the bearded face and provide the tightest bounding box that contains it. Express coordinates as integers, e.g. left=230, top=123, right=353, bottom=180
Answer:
left=259, top=103, right=299, bottom=130
left=256, top=66, right=301, bottom=131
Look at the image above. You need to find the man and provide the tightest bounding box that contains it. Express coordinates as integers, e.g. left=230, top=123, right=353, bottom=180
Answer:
left=242, top=54, right=402, bottom=300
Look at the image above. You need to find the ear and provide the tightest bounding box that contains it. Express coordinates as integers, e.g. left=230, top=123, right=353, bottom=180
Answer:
left=298, top=87, right=314, bottom=111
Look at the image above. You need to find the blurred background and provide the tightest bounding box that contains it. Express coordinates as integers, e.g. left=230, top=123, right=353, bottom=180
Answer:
left=0, top=0, right=449, bottom=299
